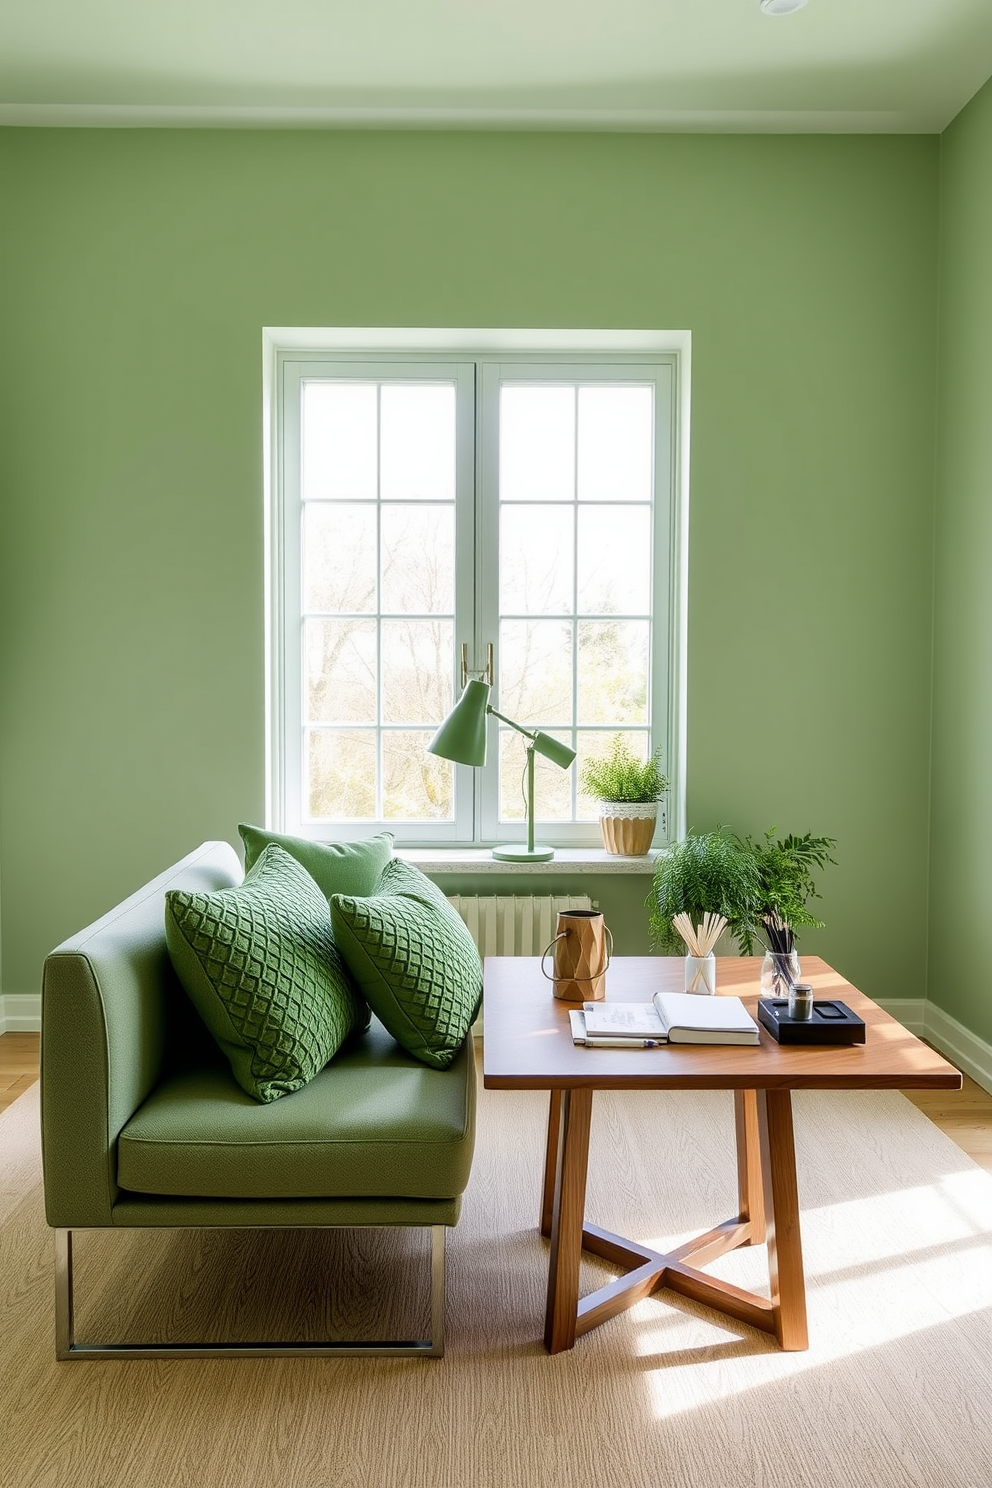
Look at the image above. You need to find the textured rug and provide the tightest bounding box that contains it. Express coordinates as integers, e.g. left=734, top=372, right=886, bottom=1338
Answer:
left=1, top=1071, right=990, bottom=1488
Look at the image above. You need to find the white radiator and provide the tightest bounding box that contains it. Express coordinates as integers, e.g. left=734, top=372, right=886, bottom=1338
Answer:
left=445, top=894, right=594, bottom=959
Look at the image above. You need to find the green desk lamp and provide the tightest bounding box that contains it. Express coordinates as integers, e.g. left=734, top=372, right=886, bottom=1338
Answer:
left=428, top=676, right=576, bottom=863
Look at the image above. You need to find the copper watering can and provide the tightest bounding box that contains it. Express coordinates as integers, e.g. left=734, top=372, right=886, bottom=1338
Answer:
left=540, top=909, right=613, bottom=1002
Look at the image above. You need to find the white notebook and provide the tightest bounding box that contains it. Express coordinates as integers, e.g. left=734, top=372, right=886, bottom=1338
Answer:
left=581, top=994, right=759, bottom=1046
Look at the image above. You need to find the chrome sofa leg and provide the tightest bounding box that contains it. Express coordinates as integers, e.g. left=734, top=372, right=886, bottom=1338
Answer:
left=54, top=1225, right=447, bottom=1359
left=54, top=1229, right=74, bottom=1361
left=430, top=1223, right=446, bottom=1358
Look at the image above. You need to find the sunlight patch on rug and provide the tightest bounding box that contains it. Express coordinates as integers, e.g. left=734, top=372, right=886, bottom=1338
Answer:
left=634, top=1166, right=992, bottom=1417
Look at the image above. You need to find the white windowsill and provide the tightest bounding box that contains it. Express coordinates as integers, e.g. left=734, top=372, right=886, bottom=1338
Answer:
left=398, top=847, right=663, bottom=875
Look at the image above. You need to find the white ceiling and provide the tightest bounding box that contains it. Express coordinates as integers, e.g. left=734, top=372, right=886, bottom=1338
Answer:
left=2, top=0, right=992, bottom=133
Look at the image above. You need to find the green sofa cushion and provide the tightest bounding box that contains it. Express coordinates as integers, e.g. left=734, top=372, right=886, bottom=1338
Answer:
left=238, top=823, right=393, bottom=901
left=165, top=844, right=368, bottom=1104
left=330, top=859, right=483, bottom=1071
left=117, top=1018, right=476, bottom=1201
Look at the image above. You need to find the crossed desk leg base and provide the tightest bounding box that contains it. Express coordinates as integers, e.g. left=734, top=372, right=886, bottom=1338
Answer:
left=540, top=1087, right=808, bottom=1356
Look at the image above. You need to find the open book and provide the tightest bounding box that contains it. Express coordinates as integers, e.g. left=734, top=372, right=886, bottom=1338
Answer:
left=580, top=994, right=760, bottom=1046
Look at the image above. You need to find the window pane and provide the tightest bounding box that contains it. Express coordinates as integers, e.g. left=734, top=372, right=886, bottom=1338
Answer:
left=284, top=355, right=672, bottom=844
left=577, top=506, right=651, bottom=615
left=500, top=505, right=574, bottom=616
left=380, top=384, right=455, bottom=501
left=576, top=730, right=650, bottom=817
left=383, top=731, right=453, bottom=820
left=305, top=619, right=377, bottom=724
left=499, top=620, right=573, bottom=726
left=577, top=621, right=649, bottom=723
left=381, top=620, right=453, bottom=725
left=306, top=730, right=376, bottom=820
left=577, top=386, right=653, bottom=503
left=303, top=504, right=377, bottom=613
left=499, top=728, right=573, bottom=823
left=302, top=383, right=377, bottom=502
left=381, top=505, right=454, bottom=614
left=500, top=386, right=575, bottom=502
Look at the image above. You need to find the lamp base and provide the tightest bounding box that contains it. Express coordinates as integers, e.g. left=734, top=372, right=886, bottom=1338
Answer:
left=491, top=843, right=555, bottom=863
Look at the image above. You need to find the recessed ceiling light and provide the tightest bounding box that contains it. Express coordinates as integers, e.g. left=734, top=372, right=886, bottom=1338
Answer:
left=760, top=0, right=809, bottom=14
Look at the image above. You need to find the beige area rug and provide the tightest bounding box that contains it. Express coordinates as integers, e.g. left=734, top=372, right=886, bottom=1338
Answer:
left=1, top=1072, right=991, bottom=1488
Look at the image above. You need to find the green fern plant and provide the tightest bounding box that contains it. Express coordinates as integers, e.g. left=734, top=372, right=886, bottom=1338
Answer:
left=646, top=828, right=762, bottom=953
left=580, top=736, right=668, bottom=804
left=733, top=829, right=837, bottom=954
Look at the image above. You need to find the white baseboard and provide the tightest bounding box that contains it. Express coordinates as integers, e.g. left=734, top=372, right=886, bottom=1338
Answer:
left=0, top=994, right=42, bottom=1033
left=922, top=1002, right=992, bottom=1096
left=875, top=998, right=926, bottom=1036
left=875, top=997, right=992, bottom=1094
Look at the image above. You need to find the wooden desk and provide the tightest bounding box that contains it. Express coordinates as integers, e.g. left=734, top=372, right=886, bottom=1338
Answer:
left=482, top=956, right=962, bottom=1355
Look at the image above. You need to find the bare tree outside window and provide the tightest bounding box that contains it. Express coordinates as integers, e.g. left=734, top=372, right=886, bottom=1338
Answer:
left=279, top=350, right=677, bottom=847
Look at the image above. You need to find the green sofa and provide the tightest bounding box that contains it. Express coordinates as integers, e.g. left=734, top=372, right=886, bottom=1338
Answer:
left=41, top=840, right=477, bottom=1359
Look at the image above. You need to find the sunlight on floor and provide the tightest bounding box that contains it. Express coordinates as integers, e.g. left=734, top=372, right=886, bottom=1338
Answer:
left=635, top=1169, right=992, bottom=1416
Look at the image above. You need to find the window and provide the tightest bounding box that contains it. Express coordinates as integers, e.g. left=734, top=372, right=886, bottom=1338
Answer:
left=266, top=332, right=687, bottom=850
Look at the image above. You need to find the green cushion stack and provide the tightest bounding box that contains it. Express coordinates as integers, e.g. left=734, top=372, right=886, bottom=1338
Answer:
left=165, top=843, right=368, bottom=1103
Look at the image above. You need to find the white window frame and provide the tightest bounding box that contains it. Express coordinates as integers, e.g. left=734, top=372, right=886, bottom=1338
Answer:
left=263, top=328, right=690, bottom=850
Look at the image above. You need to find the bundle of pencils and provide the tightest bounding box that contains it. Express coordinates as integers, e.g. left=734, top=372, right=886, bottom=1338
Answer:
left=672, top=911, right=726, bottom=958
left=762, top=912, right=798, bottom=992
left=762, top=911, right=793, bottom=954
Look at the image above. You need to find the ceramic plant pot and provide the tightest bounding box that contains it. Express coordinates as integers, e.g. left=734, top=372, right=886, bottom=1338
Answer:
left=598, top=802, right=657, bottom=856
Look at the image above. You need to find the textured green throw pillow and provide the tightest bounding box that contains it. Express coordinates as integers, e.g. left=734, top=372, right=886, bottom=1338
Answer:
left=165, top=844, right=368, bottom=1103
left=330, top=859, right=483, bottom=1071
left=238, top=824, right=393, bottom=904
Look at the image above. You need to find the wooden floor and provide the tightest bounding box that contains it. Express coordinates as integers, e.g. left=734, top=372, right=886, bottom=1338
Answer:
left=2, top=1032, right=990, bottom=1173
left=904, top=1077, right=992, bottom=1174
left=0, top=1033, right=41, bottom=1114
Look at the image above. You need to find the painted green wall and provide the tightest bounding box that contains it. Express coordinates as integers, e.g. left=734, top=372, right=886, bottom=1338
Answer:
left=0, top=129, right=939, bottom=1002
left=930, top=77, right=992, bottom=1045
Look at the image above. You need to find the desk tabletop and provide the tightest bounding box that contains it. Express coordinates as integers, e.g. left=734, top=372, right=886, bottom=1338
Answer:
left=482, top=955, right=962, bottom=1092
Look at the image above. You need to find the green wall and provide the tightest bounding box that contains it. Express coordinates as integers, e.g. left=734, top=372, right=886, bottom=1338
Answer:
left=930, top=76, right=992, bottom=1046
left=0, top=129, right=940, bottom=1003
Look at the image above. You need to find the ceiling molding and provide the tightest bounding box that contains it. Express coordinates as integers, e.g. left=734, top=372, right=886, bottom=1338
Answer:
left=0, top=103, right=949, bottom=134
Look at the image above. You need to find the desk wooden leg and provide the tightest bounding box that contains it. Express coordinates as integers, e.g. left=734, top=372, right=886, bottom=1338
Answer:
left=544, top=1087, right=594, bottom=1354
left=541, top=1090, right=562, bottom=1238
left=756, top=1088, right=808, bottom=1351
left=734, top=1090, right=766, bottom=1245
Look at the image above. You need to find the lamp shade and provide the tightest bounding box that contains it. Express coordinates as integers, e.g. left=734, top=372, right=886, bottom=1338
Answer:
left=427, top=678, right=491, bottom=767
left=532, top=731, right=577, bottom=770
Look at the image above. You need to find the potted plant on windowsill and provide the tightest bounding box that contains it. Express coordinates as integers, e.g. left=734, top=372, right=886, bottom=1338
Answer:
left=580, top=737, right=669, bottom=857
left=646, top=828, right=762, bottom=993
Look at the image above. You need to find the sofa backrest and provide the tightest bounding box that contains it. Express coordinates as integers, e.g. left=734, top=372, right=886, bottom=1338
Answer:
left=41, top=841, right=243, bottom=1227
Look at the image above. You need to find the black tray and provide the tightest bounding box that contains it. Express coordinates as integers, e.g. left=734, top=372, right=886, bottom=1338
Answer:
left=757, top=998, right=866, bottom=1045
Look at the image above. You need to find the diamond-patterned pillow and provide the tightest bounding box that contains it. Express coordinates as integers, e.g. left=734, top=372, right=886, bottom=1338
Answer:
left=329, top=859, right=483, bottom=1070
left=165, top=844, right=368, bottom=1103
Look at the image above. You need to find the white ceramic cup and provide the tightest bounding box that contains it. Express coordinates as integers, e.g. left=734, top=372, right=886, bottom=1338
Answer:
left=684, top=953, right=717, bottom=995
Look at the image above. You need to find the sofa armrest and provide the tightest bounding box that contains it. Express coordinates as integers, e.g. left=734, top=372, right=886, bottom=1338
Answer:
left=41, top=842, right=243, bottom=1228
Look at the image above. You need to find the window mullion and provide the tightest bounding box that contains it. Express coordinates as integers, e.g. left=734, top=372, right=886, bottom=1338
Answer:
left=476, top=362, right=501, bottom=845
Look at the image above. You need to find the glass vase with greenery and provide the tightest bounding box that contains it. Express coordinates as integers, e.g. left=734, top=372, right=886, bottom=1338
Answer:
left=734, top=830, right=836, bottom=995
left=734, top=830, right=837, bottom=954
